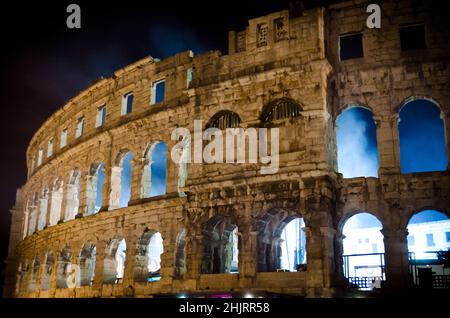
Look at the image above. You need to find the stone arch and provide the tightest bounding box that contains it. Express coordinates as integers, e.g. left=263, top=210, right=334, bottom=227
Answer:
left=339, top=212, right=386, bottom=287
left=109, top=150, right=132, bottom=210
left=40, top=250, right=55, bottom=291
left=78, top=241, right=96, bottom=286
left=255, top=208, right=304, bottom=272
left=201, top=215, right=239, bottom=274
left=56, top=246, right=72, bottom=289
left=64, top=168, right=81, bottom=221
left=260, top=97, right=302, bottom=123
left=174, top=229, right=187, bottom=279
left=134, top=229, right=164, bottom=282
left=401, top=207, right=450, bottom=231
left=49, top=178, right=64, bottom=226
left=141, top=141, right=167, bottom=198
left=206, top=110, right=241, bottom=130
left=28, top=255, right=40, bottom=293
left=103, top=235, right=126, bottom=284
left=397, top=96, right=448, bottom=173
left=86, top=161, right=105, bottom=215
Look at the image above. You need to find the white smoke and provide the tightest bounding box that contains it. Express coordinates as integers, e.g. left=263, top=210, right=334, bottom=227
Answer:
left=336, top=108, right=379, bottom=178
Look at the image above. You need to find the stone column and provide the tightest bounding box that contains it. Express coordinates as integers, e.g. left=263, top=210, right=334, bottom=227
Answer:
left=382, top=227, right=411, bottom=289
left=237, top=219, right=257, bottom=287
left=58, top=177, right=69, bottom=223
left=122, top=235, right=137, bottom=287
left=165, top=140, right=180, bottom=195
left=130, top=158, right=143, bottom=202
left=76, top=172, right=88, bottom=218
left=92, top=241, right=106, bottom=291
left=108, top=166, right=122, bottom=210
left=374, top=114, right=401, bottom=175
left=99, top=165, right=111, bottom=211
left=45, top=190, right=53, bottom=228
left=185, top=233, right=203, bottom=280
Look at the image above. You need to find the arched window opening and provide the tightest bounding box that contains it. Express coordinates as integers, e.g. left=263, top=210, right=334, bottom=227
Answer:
left=174, top=229, right=187, bottom=278
left=407, top=210, right=450, bottom=288
left=256, top=209, right=306, bottom=272
left=103, top=236, right=126, bottom=284
left=342, top=213, right=385, bottom=290
left=399, top=99, right=448, bottom=173
left=279, top=218, right=307, bottom=271
left=201, top=216, right=239, bottom=274
left=135, top=230, right=164, bottom=282
left=206, top=110, right=241, bottom=130
left=56, top=246, right=73, bottom=289
left=86, top=163, right=105, bottom=215
left=28, top=256, right=40, bottom=293
left=65, top=169, right=81, bottom=221
left=109, top=152, right=132, bottom=210
left=49, top=179, right=63, bottom=226
left=40, top=251, right=54, bottom=291
left=260, top=98, right=302, bottom=123
left=37, top=187, right=49, bottom=231
left=336, top=106, right=379, bottom=178
left=142, top=142, right=167, bottom=198
left=79, top=242, right=96, bottom=286
left=27, top=193, right=39, bottom=236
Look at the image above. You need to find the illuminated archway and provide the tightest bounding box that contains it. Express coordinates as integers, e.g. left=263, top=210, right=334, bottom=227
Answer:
left=336, top=106, right=379, bottom=178
left=398, top=98, right=448, bottom=173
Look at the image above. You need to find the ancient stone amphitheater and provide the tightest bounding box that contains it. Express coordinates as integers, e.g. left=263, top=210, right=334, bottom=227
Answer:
left=3, top=0, right=449, bottom=298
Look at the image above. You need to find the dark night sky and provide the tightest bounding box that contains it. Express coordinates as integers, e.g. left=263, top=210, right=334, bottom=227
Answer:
left=2, top=0, right=336, bottom=292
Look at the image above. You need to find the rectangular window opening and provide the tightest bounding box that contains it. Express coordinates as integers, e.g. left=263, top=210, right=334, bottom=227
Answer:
left=47, top=138, right=53, bottom=157
left=75, top=117, right=84, bottom=138
left=96, top=105, right=107, bottom=127
left=426, top=233, right=435, bottom=247
left=186, top=69, right=193, bottom=88
left=151, top=80, right=165, bottom=105
left=121, top=92, right=133, bottom=115
left=339, top=32, right=364, bottom=61
left=60, top=128, right=68, bottom=148
left=400, top=23, right=426, bottom=51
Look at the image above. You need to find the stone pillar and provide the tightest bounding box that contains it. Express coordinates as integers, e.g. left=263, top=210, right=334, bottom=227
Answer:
left=108, top=166, right=122, bottom=210
left=76, top=172, right=88, bottom=218
left=49, top=253, right=59, bottom=295
left=59, top=178, right=69, bottom=223
left=92, top=241, right=106, bottom=291
left=165, top=140, right=180, bottom=195
left=374, top=114, right=401, bottom=175
left=159, top=228, right=174, bottom=282
left=130, top=158, right=143, bottom=202
left=304, top=225, right=339, bottom=297
left=237, top=219, right=257, bottom=286
left=382, top=227, right=411, bottom=289
left=185, top=233, right=203, bottom=280
left=44, top=190, right=53, bottom=228
left=122, top=235, right=137, bottom=287
left=99, top=165, right=111, bottom=211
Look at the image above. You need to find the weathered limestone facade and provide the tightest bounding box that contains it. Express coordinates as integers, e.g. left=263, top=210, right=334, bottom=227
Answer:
left=3, top=0, right=450, bottom=298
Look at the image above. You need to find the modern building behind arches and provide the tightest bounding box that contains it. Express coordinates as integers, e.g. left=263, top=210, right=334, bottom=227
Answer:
left=4, top=0, right=450, bottom=298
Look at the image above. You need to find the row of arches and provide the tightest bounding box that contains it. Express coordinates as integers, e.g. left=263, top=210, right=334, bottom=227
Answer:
left=336, top=97, right=448, bottom=177
left=25, top=142, right=169, bottom=237
left=17, top=230, right=164, bottom=294
left=16, top=207, right=449, bottom=294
